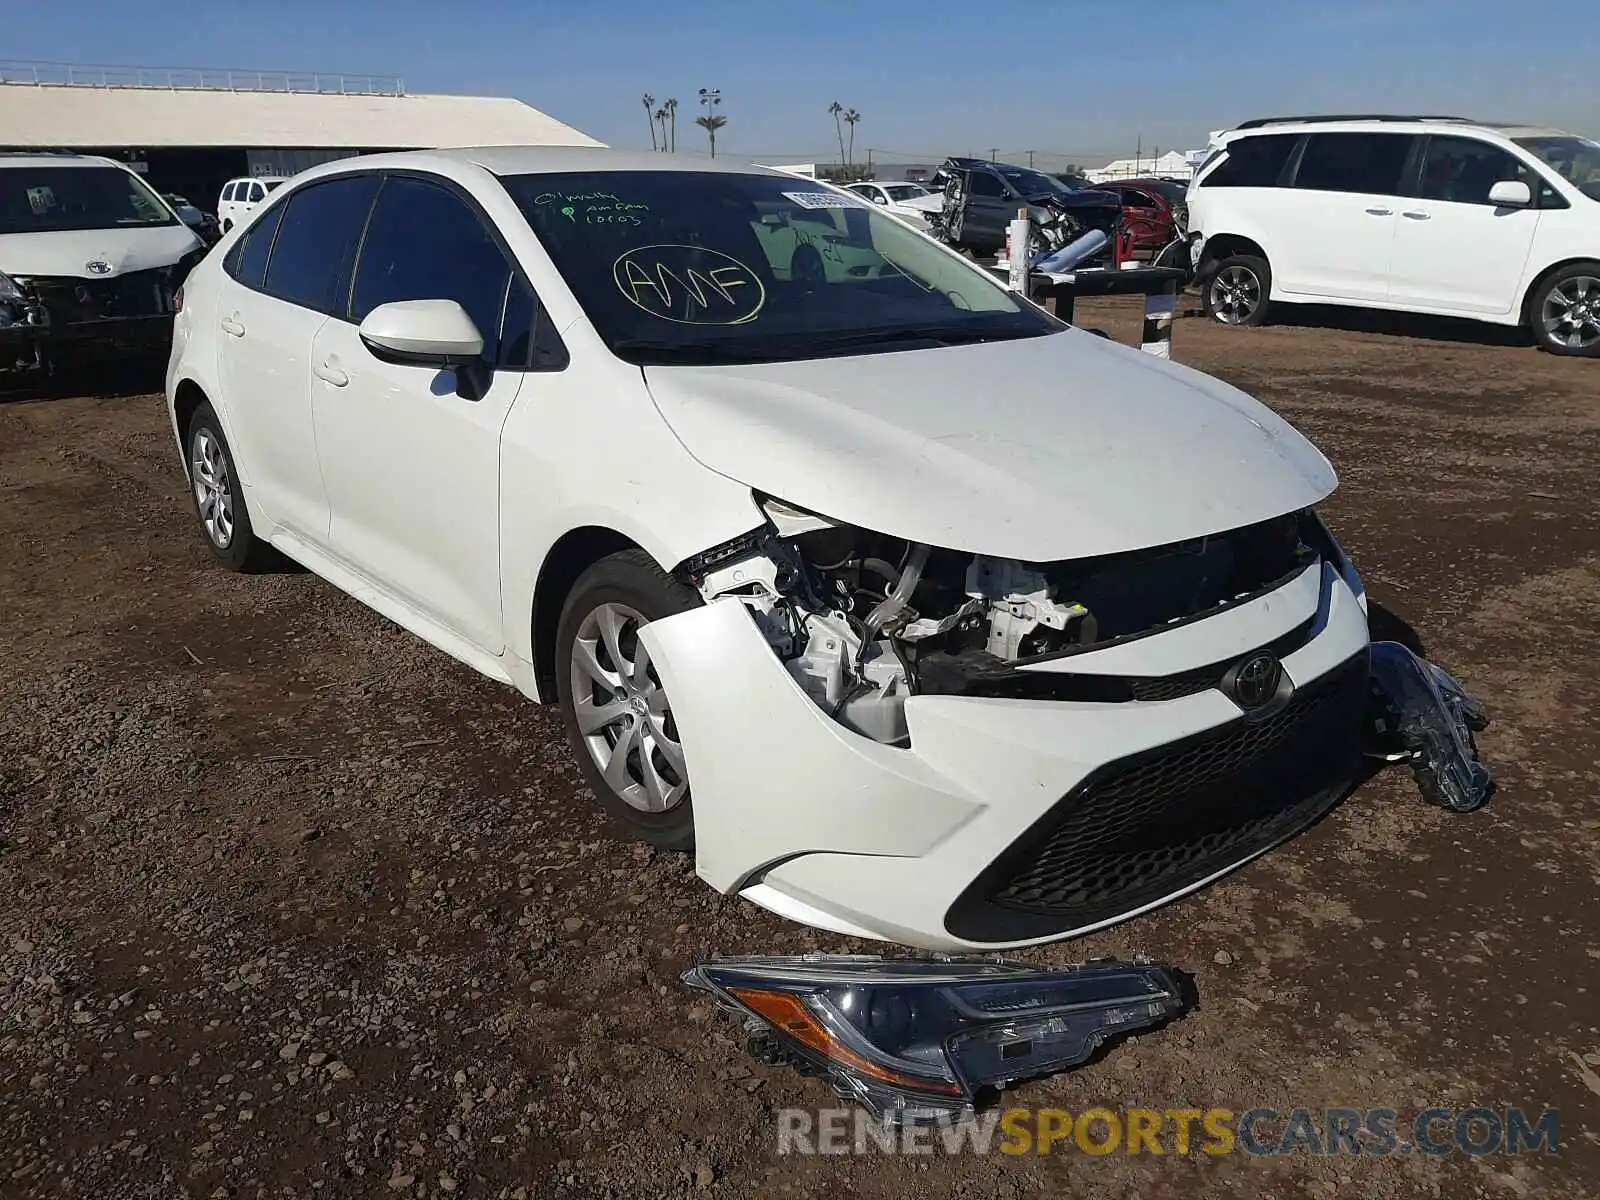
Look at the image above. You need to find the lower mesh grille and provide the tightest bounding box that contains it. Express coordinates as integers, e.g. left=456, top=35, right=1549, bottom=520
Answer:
left=945, top=650, right=1369, bottom=943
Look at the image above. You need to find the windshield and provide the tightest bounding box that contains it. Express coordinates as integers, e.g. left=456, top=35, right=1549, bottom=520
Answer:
left=506, top=170, right=1058, bottom=365
left=995, top=166, right=1066, bottom=196
left=1148, top=180, right=1189, bottom=205
left=1514, top=136, right=1600, bottom=201
left=264, top=180, right=284, bottom=192
left=883, top=184, right=927, bottom=201
left=0, top=166, right=177, bottom=235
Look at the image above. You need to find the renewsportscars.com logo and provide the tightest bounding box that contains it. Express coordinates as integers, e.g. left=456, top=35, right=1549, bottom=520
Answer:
left=776, top=1106, right=1561, bottom=1158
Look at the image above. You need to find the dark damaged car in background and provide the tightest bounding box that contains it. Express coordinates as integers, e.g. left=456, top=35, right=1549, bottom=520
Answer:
left=1, top=152, right=206, bottom=384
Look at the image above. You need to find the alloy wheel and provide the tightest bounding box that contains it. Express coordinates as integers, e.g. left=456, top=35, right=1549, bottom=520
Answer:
left=1541, top=275, right=1600, bottom=351
left=191, top=428, right=235, bottom=549
left=1210, top=265, right=1262, bottom=325
left=569, top=602, right=688, bottom=813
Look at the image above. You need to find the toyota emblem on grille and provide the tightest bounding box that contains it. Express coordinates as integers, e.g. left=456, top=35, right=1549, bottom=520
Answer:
left=1228, top=653, right=1283, bottom=710
left=85, top=260, right=111, bottom=275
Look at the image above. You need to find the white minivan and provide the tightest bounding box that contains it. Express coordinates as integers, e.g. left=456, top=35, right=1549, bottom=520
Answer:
left=1187, top=116, right=1600, bottom=355
left=1, top=152, right=205, bottom=380
left=216, top=176, right=285, bottom=232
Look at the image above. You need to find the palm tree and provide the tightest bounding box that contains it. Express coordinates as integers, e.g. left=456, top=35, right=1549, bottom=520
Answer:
left=641, top=93, right=657, bottom=152
left=696, top=114, right=727, bottom=157
left=654, top=106, right=669, bottom=150
left=828, top=101, right=846, bottom=168
left=844, top=108, right=861, bottom=172
left=664, top=98, right=678, bottom=152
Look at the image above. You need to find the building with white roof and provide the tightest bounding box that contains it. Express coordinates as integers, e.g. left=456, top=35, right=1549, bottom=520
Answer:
left=0, top=61, right=602, bottom=209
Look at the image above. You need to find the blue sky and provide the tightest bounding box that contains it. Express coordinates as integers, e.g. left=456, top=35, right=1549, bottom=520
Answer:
left=8, top=0, right=1596, bottom=166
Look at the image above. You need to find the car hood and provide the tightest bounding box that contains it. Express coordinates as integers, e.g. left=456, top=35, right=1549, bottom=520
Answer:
left=0, top=224, right=203, bottom=280
left=897, top=192, right=947, bottom=215
left=643, top=330, right=1338, bottom=560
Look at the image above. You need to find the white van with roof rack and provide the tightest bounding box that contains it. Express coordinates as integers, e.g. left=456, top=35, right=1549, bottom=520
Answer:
left=1185, top=115, right=1600, bottom=355
left=1, top=151, right=205, bottom=381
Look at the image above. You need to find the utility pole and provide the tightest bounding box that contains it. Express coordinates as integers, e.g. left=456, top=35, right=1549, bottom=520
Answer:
left=1027, top=150, right=1035, bottom=169
left=988, top=147, right=998, bottom=162
left=866, top=148, right=874, bottom=176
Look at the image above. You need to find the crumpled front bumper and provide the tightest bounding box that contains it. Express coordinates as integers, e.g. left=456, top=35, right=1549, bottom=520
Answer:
left=640, top=558, right=1372, bottom=952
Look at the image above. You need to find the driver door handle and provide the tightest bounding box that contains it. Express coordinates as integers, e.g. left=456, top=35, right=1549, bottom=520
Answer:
left=314, top=358, right=349, bottom=388
left=219, top=314, right=245, bottom=337
left=1365, top=207, right=1393, bottom=216
left=1402, top=211, right=1431, bottom=220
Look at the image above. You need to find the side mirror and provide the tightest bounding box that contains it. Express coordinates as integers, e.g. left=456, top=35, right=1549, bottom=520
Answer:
left=1487, top=179, right=1532, bottom=207
left=358, top=299, right=484, bottom=367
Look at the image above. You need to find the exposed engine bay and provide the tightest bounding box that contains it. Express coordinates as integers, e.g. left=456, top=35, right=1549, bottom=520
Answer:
left=680, top=497, right=1325, bottom=746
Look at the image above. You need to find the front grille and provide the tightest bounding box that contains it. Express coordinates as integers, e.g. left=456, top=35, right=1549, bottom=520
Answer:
left=1125, top=618, right=1314, bottom=703
left=945, top=650, right=1369, bottom=943
left=28, top=265, right=183, bottom=325
left=920, top=617, right=1316, bottom=705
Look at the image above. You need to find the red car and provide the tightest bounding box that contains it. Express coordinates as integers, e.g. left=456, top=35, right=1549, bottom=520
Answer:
left=1096, top=178, right=1189, bottom=258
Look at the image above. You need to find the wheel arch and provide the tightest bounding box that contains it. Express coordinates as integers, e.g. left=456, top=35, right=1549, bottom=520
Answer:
left=1519, top=256, right=1600, bottom=324
left=172, top=377, right=210, bottom=448
left=530, top=526, right=645, bottom=702
left=1199, top=233, right=1269, bottom=271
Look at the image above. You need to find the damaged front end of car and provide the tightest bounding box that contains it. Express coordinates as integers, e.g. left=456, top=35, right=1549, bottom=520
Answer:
left=0, top=255, right=200, bottom=382
left=678, top=496, right=1329, bottom=749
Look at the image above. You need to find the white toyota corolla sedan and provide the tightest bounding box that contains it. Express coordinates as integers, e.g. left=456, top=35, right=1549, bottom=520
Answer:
left=166, top=147, right=1372, bottom=952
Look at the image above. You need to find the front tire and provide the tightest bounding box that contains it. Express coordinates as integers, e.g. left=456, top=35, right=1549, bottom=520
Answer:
left=1203, top=253, right=1272, bottom=327
left=555, top=550, right=701, bottom=850
left=186, top=402, right=276, bottom=572
left=1529, top=262, right=1600, bottom=357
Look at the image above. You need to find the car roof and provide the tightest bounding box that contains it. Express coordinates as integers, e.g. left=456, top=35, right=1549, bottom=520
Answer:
left=1222, top=117, right=1573, bottom=141
left=316, top=146, right=790, bottom=180
left=0, top=152, right=127, bottom=170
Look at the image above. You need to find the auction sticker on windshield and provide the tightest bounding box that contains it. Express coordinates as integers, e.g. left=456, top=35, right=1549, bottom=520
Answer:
left=783, top=190, right=868, bottom=210
left=612, top=244, right=766, bottom=325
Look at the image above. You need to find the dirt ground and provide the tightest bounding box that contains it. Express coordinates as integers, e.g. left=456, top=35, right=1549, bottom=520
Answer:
left=3, top=298, right=1599, bottom=1200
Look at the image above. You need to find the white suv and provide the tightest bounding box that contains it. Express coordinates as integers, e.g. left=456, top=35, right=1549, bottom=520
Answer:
left=216, top=176, right=285, bottom=232
left=1187, top=116, right=1600, bottom=355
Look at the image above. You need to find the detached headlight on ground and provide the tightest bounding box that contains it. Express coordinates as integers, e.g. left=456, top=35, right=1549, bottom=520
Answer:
left=682, top=954, right=1185, bottom=1124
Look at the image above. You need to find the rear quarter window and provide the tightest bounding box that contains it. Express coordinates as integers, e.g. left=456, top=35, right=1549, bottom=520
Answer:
left=1199, top=135, right=1299, bottom=188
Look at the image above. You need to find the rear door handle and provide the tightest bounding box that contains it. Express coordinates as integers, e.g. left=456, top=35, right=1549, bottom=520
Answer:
left=1401, top=211, right=1431, bottom=220
left=314, top=359, right=349, bottom=388
left=219, top=314, right=245, bottom=337
left=1365, top=207, right=1393, bottom=216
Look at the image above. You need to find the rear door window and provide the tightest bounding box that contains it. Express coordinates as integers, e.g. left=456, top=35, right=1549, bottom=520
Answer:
left=968, top=171, right=1005, bottom=197
left=1292, top=133, right=1414, bottom=195
left=1199, top=134, right=1298, bottom=188
left=261, top=175, right=381, bottom=315
left=225, top=199, right=286, bottom=289
left=222, top=183, right=237, bottom=202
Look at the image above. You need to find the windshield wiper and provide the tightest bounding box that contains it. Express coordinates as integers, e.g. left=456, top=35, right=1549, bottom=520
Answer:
left=611, top=338, right=781, bottom=364
left=800, top=326, right=1042, bottom=354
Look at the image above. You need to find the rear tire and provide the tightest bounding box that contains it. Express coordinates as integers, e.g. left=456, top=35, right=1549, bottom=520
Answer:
left=1528, top=262, right=1600, bottom=357
left=1203, top=253, right=1272, bottom=327
left=555, top=550, right=702, bottom=850
left=185, top=402, right=277, bottom=572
